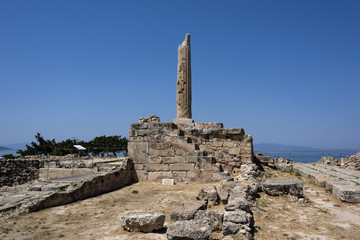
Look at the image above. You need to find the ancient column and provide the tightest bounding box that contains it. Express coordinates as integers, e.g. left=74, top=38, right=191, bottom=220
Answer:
left=175, top=33, right=194, bottom=124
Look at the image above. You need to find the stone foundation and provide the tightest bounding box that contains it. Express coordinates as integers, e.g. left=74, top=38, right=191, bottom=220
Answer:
left=128, top=116, right=254, bottom=183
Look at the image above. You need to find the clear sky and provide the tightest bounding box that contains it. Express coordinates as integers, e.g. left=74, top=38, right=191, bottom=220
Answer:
left=1, top=0, right=359, bottom=149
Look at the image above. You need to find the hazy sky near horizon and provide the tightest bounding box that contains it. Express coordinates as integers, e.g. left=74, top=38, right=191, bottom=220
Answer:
left=1, top=0, right=359, bottom=149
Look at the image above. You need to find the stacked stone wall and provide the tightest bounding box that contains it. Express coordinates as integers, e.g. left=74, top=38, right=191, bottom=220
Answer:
left=0, top=159, right=44, bottom=187
left=128, top=116, right=254, bottom=183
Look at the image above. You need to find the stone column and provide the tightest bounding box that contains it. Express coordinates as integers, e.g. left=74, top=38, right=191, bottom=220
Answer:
left=175, top=33, right=194, bottom=124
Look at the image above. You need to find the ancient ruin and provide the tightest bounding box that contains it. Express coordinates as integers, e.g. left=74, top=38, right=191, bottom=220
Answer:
left=176, top=33, right=192, bottom=123
left=128, top=34, right=255, bottom=183
left=1, top=34, right=360, bottom=240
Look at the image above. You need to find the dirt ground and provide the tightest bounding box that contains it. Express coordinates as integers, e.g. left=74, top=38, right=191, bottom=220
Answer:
left=253, top=168, right=360, bottom=240
left=1, top=168, right=360, bottom=240
left=0, top=182, right=220, bottom=240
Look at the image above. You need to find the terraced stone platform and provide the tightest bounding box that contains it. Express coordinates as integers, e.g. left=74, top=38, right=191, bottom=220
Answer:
left=293, top=163, right=360, bottom=203
left=0, top=158, right=136, bottom=218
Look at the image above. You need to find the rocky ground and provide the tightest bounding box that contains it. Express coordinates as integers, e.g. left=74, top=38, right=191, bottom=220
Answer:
left=1, top=168, right=360, bottom=240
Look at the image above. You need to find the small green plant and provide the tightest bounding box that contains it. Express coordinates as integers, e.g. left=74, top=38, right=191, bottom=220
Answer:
left=59, top=233, right=65, bottom=237
left=295, top=171, right=301, bottom=176
left=215, top=227, right=222, bottom=233
left=326, top=188, right=333, bottom=194
left=319, top=209, right=328, bottom=214
left=59, top=186, right=68, bottom=192
left=131, top=190, right=139, bottom=194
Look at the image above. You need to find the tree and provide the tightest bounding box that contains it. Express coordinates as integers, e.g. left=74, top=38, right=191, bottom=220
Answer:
left=16, top=133, right=128, bottom=157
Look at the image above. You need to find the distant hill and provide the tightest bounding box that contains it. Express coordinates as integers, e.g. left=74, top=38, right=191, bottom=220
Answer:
left=0, top=146, right=13, bottom=151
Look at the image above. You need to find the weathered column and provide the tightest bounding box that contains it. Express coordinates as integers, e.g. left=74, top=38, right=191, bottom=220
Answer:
left=175, top=33, right=194, bottom=124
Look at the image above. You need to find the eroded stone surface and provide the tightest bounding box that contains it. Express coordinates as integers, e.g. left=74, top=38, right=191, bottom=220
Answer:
left=261, top=178, right=304, bottom=197
left=194, top=209, right=224, bottom=230
left=293, top=163, right=360, bottom=203
left=176, top=33, right=192, bottom=120
left=196, top=186, right=220, bottom=205
left=120, top=211, right=165, bottom=232
left=167, top=220, right=212, bottom=240
left=170, top=200, right=207, bottom=221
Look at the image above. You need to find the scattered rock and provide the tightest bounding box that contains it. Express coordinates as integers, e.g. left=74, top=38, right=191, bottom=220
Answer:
left=170, top=200, right=207, bottom=221
left=196, top=186, right=220, bottom=205
left=120, top=211, right=165, bottom=233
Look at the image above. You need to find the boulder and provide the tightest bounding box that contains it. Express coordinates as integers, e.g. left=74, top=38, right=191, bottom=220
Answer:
left=167, top=220, right=212, bottom=240
left=170, top=200, right=207, bottom=221
left=120, top=211, right=165, bottom=232
left=261, top=178, right=303, bottom=197
left=196, top=186, right=220, bottom=205
left=194, top=209, right=224, bottom=230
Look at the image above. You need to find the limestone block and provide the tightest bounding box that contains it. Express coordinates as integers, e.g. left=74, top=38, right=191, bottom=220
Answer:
left=187, top=171, right=197, bottom=178
left=229, top=148, right=241, bottom=155
left=161, top=157, right=186, bottom=164
left=148, top=164, right=169, bottom=172
left=225, top=197, right=251, bottom=212
left=169, top=163, right=195, bottom=171
left=172, top=171, right=187, bottom=178
left=134, top=164, right=144, bottom=170
left=261, top=178, right=303, bottom=197
left=128, top=142, right=148, bottom=164
left=167, top=220, right=212, bottom=240
left=170, top=200, right=207, bottom=221
left=194, top=209, right=224, bottom=230
left=222, top=222, right=240, bottom=236
left=224, top=210, right=249, bottom=224
left=120, top=211, right=165, bottom=233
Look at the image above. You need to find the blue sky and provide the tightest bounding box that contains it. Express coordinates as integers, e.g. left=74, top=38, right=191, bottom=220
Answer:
left=1, top=0, right=359, bottom=149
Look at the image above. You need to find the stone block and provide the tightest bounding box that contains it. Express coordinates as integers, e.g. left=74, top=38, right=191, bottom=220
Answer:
left=261, top=178, right=303, bottom=197
left=148, top=164, right=169, bottom=172
left=224, top=210, right=249, bottom=224
left=134, top=164, right=144, bottom=170
left=194, top=209, right=224, bottom=230
left=170, top=200, right=207, bottom=221
left=120, top=211, right=165, bottom=233
left=167, top=220, right=212, bottom=240
left=161, top=157, right=186, bottom=164
left=169, top=163, right=195, bottom=171
left=229, top=148, right=241, bottom=155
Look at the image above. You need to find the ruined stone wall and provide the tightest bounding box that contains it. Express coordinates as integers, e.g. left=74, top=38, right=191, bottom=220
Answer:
left=0, top=159, right=44, bottom=187
left=128, top=116, right=254, bottom=183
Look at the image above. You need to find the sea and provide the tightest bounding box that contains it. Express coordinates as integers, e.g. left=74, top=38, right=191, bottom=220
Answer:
left=0, top=149, right=19, bottom=159
left=257, top=150, right=358, bottom=163
left=1, top=148, right=358, bottom=163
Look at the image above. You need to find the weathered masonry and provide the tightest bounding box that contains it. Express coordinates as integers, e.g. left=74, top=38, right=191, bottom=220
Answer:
left=128, top=116, right=254, bottom=183
left=128, top=34, right=254, bottom=183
